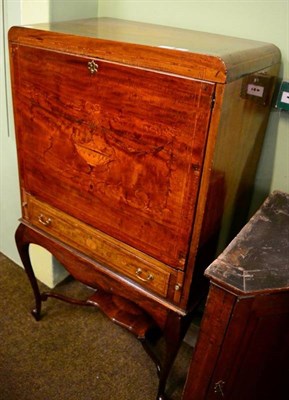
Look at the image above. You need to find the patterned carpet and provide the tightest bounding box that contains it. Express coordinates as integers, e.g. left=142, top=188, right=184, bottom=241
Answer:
left=0, top=253, right=198, bottom=400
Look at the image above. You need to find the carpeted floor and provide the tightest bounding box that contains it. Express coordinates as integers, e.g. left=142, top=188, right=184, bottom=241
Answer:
left=0, top=253, right=199, bottom=400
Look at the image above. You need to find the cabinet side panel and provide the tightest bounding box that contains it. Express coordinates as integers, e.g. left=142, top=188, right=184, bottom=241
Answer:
left=207, top=292, right=289, bottom=400
left=182, top=64, right=280, bottom=309
left=182, top=284, right=235, bottom=400
left=209, top=64, right=280, bottom=251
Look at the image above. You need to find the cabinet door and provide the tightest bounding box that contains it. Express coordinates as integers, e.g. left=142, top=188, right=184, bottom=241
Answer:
left=11, top=45, right=215, bottom=269
left=183, top=287, right=289, bottom=400
left=207, top=292, right=289, bottom=400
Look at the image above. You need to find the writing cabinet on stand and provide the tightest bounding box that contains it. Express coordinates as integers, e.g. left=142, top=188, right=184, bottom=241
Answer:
left=9, top=18, right=280, bottom=399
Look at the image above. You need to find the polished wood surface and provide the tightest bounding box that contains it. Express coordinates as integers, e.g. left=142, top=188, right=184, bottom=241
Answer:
left=209, top=66, right=280, bottom=247
left=183, top=285, right=289, bottom=400
left=9, top=17, right=280, bottom=83
left=24, top=193, right=183, bottom=302
left=182, top=284, right=235, bottom=399
left=11, top=44, right=214, bottom=269
left=179, top=62, right=280, bottom=310
left=183, top=191, right=289, bottom=400
left=9, top=18, right=281, bottom=400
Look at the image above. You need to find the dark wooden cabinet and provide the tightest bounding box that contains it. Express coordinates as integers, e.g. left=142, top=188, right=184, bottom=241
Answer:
left=9, top=18, right=280, bottom=399
left=183, top=191, right=289, bottom=400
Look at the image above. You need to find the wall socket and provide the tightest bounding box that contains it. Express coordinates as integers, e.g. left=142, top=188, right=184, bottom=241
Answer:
left=241, top=74, right=274, bottom=106
left=247, top=83, right=265, bottom=98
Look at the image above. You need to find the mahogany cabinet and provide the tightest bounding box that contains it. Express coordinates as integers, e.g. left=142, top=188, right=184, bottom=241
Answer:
left=9, top=18, right=280, bottom=399
left=182, top=191, right=289, bottom=400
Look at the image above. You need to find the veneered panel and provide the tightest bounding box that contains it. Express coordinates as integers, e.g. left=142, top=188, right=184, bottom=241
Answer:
left=12, top=45, right=214, bottom=268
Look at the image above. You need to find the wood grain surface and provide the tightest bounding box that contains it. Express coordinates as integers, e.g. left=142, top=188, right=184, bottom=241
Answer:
left=12, top=44, right=214, bottom=269
left=9, top=18, right=280, bottom=83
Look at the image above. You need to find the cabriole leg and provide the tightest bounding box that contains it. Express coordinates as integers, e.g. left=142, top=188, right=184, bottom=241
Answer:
left=15, top=223, right=42, bottom=321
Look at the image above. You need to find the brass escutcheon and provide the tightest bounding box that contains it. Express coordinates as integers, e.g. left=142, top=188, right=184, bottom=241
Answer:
left=87, top=60, right=99, bottom=74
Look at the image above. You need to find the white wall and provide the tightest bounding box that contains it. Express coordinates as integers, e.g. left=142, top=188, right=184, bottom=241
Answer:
left=49, top=0, right=97, bottom=22
left=21, top=0, right=49, bottom=24
left=21, top=0, right=97, bottom=23
left=0, top=0, right=22, bottom=265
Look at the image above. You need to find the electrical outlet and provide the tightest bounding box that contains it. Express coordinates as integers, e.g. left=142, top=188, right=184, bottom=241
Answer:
left=247, top=84, right=264, bottom=98
left=241, top=73, right=274, bottom=105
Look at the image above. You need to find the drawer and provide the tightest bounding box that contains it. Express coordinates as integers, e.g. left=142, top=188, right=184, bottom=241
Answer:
left=24, top=194, right=183, bottom=299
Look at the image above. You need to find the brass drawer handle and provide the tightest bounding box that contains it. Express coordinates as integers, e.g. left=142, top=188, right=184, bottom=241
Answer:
left=87, top=60, right=98, bottom=74
left=135, top=268, right=154, bottom=282
left=38, top=214, right=52, bottom=227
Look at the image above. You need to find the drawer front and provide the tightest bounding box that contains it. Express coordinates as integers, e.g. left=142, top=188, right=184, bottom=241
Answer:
left=24, top=194, right=182, bottom=299
left=12, top=44, right=215, bottom=269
